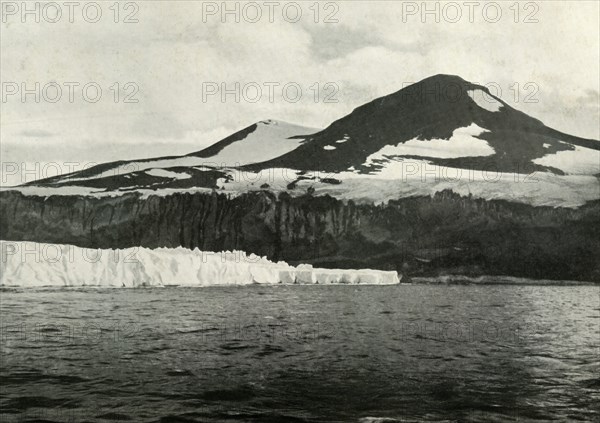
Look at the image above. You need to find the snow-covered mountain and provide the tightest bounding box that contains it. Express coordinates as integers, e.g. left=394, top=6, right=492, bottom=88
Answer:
left=13, top=75, right=600, bottom=207
left=22, top=119, right=319, bottom=193
left=260, top=74, right=599, bottom=175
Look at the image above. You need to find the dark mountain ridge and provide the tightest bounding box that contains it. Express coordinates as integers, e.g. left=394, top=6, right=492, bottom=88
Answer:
left=254, top=74, right=599, bottom=174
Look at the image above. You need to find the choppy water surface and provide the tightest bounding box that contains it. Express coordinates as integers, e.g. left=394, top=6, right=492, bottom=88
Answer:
left=1, top=285, right=598, bottom=422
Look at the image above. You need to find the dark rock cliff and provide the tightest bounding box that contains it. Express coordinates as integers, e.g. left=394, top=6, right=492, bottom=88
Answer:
left=1, top=190, right=599, bottom=281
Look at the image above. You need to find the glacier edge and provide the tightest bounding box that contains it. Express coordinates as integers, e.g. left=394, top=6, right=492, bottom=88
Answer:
left=0, top=241, right=400, bottom=287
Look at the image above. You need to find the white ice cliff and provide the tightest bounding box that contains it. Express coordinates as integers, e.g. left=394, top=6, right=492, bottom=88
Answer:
left=0, top=241, right=400, bottom=287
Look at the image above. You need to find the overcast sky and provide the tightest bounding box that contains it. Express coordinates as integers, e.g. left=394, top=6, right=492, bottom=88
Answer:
left=1, top=1, right=599, bottom=179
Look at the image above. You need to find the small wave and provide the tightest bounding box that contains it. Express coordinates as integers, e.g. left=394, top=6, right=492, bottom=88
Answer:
left=0, top=371, right=88, bottom=386
left=255, top=345, right=286, bottom=357
left=219, top=343, right=256, bottom=351
left=96, top=412, right=134, bottom=421
left=165, top=369, right=195, bottom=377
left=200, top=386, right=256, bottom=402
left=3, top=395, right=81, bottom=411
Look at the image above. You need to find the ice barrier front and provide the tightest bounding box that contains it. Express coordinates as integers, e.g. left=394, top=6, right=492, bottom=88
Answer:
left=0, top=241, right=400, bottom=287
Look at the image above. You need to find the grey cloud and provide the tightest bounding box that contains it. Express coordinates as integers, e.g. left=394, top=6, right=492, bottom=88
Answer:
left=306, top=24, right=429, bottom=61
left=576, top=89, right=600, bottom=106
left=19, top=130, right=54, bottom=138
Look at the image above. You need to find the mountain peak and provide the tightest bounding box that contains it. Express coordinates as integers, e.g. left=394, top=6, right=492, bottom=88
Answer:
left=418, top=73, right=469, bottom=84
left=258, top=119, right=280, bottom=125
left=253, top=74, right=599, bottom=174
left=257, top=119, right=314, bottom=129
left=374, top=74, right=481, bottom=109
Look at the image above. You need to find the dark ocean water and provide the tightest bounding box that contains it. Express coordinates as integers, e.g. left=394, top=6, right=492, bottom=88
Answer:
left=0, top=285, right=598, bottom=423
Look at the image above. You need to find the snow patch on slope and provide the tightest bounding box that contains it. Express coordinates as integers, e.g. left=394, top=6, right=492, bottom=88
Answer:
left=297, top=160, right=599, bottom=208
left=468, top=89, right=503, bottom=112
left=146, top=169, right=191, bottom=180
left=0, top=241, right=400, bottom=287
left=6, top=156, right=598, bottom=208
left=364, top=124, right=494, bottom=170
left=1, top=185, right=113, bottom=198
left=206, top=120, right=318, bottom=166
left=64, top=157, right=221, bottom=184
left=533, top=145, right=600, bottom=175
